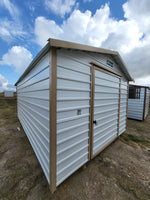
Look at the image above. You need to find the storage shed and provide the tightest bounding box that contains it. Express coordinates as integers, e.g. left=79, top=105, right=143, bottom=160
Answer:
left=128, top=85, right=150, bottom=120
left=4, top=90, right=14, bottom=97
left=149, top=88, right=150, bottom=107
left=15, top=38, right=133, bottom=192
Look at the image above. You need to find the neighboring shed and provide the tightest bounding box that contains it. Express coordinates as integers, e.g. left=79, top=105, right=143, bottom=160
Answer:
left=4, top=91, right=14, bottom=97
left=128, top=85, right=150, bottom=120
left=15, top=38, right=133, bottom=193
left=149, top=88, right=150, bottom=107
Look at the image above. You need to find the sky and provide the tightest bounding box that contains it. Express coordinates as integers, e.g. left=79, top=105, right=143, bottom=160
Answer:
left=0, top=0, right=150, bottom=92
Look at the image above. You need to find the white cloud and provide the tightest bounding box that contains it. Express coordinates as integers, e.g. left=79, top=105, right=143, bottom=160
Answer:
left=0, top=20, right=26, bottom=43
left=0, top=0, right=26, bottom=43
left=0, top=74, right=15, bottom=93
left=35, top=3, right=142, bottom=51
left=35, top=16, right=63, bottom=46
left=83, top=0, right=92, bottom=2
left=34, top=0, right=150, bottom=86
left=0, top=46, right=33, bottom=74
left=45, top=0, right=76, bottom=17
left=0, top=0, right=19, bottom=20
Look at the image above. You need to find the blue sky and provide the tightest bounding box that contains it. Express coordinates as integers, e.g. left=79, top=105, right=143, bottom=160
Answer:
left=0, top=0, right=150, bottom=92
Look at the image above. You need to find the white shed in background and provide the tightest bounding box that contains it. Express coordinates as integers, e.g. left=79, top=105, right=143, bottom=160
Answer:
left=15, top=38, right=133, bottom=193
left=128, top=85, right=150, bottom=120
left=149, top=89, right=150, bottom=107
left=4, top=91, right=14, bottom=97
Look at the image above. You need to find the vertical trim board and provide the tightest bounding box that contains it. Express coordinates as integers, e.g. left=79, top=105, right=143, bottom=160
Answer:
left=50, top=47, right=57, bottom=193
left=143, top=88, right=146, bottom=120
left=89, top=65, right=95, bottom=160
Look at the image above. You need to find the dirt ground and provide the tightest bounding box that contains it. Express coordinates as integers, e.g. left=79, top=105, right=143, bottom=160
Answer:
left=0, top=94, right=150, bottom=200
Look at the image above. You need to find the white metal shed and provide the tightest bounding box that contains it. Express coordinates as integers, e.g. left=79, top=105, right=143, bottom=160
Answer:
left=128, top=85, right=150, bottom=120
left=15, top=38, right=133, bottom=192
left=4, top=91, right=14, bottom=97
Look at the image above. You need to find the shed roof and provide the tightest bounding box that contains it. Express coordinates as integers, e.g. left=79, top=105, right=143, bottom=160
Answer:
left=129, top=84, right=150, bottom=89
left=15, top=38, right=133, bottom=86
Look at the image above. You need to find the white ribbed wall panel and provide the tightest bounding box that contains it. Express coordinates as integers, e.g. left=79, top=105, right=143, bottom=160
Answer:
left=56, top=50, right=90, bottom=186
left=17, top=53, right=50, bottom=183
left=119, top=81, right=128, bottom=135
left=93, top=69, right=120, bottom=156
left=128, top=88, right=145, bottom=120
left=145, top=88, right=149, bottom=118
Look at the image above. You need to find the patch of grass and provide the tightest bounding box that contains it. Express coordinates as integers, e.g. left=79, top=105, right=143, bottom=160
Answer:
left=124, top=137, right=129, bottom=142
left=3, top=113, right=13, bottom=119
left=121, top=133, right=150, bottom=146
left=127, top=134, right=149, bottom=143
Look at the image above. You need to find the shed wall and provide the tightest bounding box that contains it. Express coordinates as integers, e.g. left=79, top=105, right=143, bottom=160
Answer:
left=17, top=53, right=50, bottom=183
left=56, top=48, right=128, bottom=186
left=127, top=88, right=145, bottom=120
left=56, top=49, right=90, bottom=186
left=119, top=81, right=128, bottom=135
left=145, top=88, right=149, bottom=118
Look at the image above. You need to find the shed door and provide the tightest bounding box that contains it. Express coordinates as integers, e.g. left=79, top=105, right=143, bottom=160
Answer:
left=91, top=66, right=120, bottom=158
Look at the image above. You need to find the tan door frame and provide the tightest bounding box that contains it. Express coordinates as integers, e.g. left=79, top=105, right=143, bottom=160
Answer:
left=89, top=62, right=121, bottom=160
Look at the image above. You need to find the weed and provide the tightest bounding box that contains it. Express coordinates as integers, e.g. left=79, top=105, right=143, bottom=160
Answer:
left=127, top=134, right=149, bottom=144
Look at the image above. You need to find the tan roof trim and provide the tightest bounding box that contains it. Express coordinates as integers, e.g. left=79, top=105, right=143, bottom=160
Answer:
left=129, top=84, right=150, bottom=89
left=15, top=38, right=133, bottom=86
left=116, top=52, right=134, bottom=81
left=48, top=38, right=118, bottom=55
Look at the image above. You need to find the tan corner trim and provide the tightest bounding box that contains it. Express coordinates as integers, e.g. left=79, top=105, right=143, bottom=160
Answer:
left=50, top=47, right=57, bottom=193
left=91, top=62, right=121, bottom=78
left=143, top=88, right=146, bottom=120
left=89, top=64, right=95, bottom=160
left=117, top=78, right=121, bottom=136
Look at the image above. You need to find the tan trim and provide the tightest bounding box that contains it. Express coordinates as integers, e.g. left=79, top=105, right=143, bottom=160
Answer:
left=129, top=84, right=150, bottom=89
left=92, top=137, right=117, bottom=159
left=15, top=38, right=133, bottom=86
left=50, top=47, right=57, bottom=193
left=89, top=64, right=95, bottom=160
left=143, top=88, right=146, bottom=120
left=117, top=78, right=121, bottom=136
left=91, top=62, right=121, bottom=78
left=49, top=38, right=118, bottom=56
left=116, top=53, right=134, bottom=82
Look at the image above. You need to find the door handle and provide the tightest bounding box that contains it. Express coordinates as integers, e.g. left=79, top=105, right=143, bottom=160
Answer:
left=93, top=120, right=97, bottom=125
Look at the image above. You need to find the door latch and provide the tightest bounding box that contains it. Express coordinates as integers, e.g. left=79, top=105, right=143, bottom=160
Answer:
left=93, top=120, right=97, bottom=125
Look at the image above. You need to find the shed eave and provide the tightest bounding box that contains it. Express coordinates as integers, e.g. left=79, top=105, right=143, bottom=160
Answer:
left=15, top=38, right=133, bottom=85
left=15, top=43, right=50, bottom=86
left=48, top=38, right=133, bottom=82
left=112, top=53, right=134, bottom=82
left=48, top=38, right=118, bottom=56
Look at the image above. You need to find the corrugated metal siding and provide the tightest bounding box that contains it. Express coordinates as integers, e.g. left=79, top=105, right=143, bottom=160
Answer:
left=17, top=53, right=50, bottom=183
left=93, top=69, right=119, bottom=155
left=128, top=88, right=145, bottom=120
left=119, top=80, right=128, bottom=135
left=56, top=50, right=90, bottom=186
left=144, top=88, right=149, bottom=118
left=56, top=48, right=128, bottom=185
